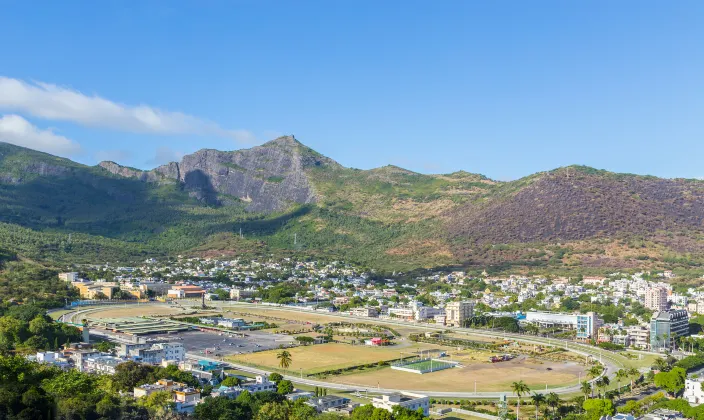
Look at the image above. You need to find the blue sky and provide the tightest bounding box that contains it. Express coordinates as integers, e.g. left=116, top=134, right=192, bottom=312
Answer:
left=0, top=1, right=702, bottom=180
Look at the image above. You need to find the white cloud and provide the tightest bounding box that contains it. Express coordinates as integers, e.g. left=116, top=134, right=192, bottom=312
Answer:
left=0, top=76, right=254, bottom=143
left=146, top=146, right=184, bottom=166
left=0, top=114, right=81, bottom=156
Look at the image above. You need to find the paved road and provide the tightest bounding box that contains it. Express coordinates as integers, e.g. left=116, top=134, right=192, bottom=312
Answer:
left=61, top=302, right=627, bottom=398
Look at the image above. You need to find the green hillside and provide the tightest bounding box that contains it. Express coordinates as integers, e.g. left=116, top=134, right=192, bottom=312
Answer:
left=1, top=140, right=704, bottom=275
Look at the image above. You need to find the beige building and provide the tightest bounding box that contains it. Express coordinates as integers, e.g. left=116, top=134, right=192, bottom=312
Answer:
left=445, top=301, right=474, bottom=327
left=350, top=307, right=379, bottom=317
left=72, top=281, right=117, bottom=299
left=645, top=287, right=669, bottom=312
left=230, top=288, right=256, bottom=300
left=59, top=272, right=79, bottom=282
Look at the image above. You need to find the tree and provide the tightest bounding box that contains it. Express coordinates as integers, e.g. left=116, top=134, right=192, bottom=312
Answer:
left=113, top=361, right=156, bottom=391
left=269, top=373, right=283, bottom=383
left=583, top=398, right=614, bottom=420
left=546, top=392, right=560, bottom=416
left=588, top=365, right=603, bottom=378
left=221, top=376, right=242, bottom=387
left=277, top=350, right=292, bottom=370
left=580, top=381, right=592, bottom=400
left=295, top=336, right=315, bottom=346
left=290, top=399, right=318, bottom=420
left=194, top=396, right=251, bottom=420
left=627, top=367, right=640, bottom=388
left=530, top=393, right=545, bottom=420
left=277, top=379, right=294, bottom=395
left=138, top=390, right=175, bottom=415
left=351, top=405, right=375, bottom=420
left=654, top=366, right=686, bottom=397
left=615, top=369, right=627, bottom=395
left=512, top=380, right=530, bottom=419
left=256, top=401, right=289, bottom=420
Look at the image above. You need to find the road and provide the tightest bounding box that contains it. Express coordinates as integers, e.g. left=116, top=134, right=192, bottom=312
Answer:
left=60, top=301, right=627, bottom=398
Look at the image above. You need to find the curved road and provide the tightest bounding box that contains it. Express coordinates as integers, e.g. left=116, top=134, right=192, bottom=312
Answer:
left=60, top=302, right=629, bottom=398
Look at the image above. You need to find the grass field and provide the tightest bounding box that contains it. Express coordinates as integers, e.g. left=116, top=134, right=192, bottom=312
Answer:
left=396, top=359, right=456, bottom=373
left=227, top=342, right=436, bottom=375
left=329, top=355, right=586, bottom=392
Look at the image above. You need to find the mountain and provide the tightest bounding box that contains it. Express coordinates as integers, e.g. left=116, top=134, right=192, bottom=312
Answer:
left=1, top=138, right=704, bottom=275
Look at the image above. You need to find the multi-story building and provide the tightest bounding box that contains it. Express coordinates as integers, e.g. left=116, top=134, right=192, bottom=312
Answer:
left=305, top=395, right=351, bottom=412
left=576, top=312, right=602, bottom=340
left=132, top=343, right=185, bottom=364
left=58, top=272, right=79, bottom=282
left=650, top=309, right=689, bottom=351
left=167, top=285, right=205, bottom=299
left=684, top=377, right=704, bottom=406
left=350, top=307, right=379, bottom=318
left=645, top=287, right=669, bottom=312
left=625, top=325, right=650, bottom=349
left=525, top=311, right=602, bottom=340
left=372, top=392, right=429, bottom=416
left=230, top=288, right=256, bottom=300
left=445, top=301, right=474, bottom=327
left=388, top=307, right=415, bottom=320
left=84, top=355, right=123, bottom=374
left=72, top=281, right=117, bottom=299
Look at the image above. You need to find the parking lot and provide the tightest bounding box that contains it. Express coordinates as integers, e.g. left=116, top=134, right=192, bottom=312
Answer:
left=150, top=330, right=295, bottom=357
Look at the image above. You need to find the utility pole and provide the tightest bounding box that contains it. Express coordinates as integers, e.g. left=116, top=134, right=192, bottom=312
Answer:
left=239, top=228, right=243, bottom=239
left=294, top=233, right=297, bottom=245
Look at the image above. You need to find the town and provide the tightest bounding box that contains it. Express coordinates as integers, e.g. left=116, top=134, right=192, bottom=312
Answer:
left=16, top=256, right=704, bottom=419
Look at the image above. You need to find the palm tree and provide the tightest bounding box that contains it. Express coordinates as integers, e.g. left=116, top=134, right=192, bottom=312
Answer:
left=546, top=392, right=560, bottom=417
left=530, top=393, right=545, bottom=420
left=580, top=381, right=592, bottom=400
left=588, top=365, right=602, bottom=378
left=596, top=376, right=611, bottom=398
left=277, top=350, right=292, bottom=370
left=615, top=369, right=627, bottom=397
left=627, top=367, right=639, bottom=389
left=512, top=380, right=530, bottom=419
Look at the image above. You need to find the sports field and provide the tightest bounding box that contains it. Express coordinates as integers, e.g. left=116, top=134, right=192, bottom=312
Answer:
left=394, top=358, right=456, bottom=373
left=227, top=342, right=436, bottom=375
left=329, top=355, right=586, bottom=392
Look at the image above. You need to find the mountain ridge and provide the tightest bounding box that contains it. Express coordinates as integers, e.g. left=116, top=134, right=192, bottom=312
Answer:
left=1, top=138, right=704, bottom=274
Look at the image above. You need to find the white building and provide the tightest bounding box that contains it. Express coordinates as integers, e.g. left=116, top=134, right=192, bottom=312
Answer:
left=524, top=311, right=602, bottom=340
left=684, top=378, right=704, bottom=406
left=372, top=392, right=429, bottom=416
left=132, top=342, right=185, bottom=364
left=305, top=395, right=351, bottom=412
left=58, top=272, right=79, bottom=282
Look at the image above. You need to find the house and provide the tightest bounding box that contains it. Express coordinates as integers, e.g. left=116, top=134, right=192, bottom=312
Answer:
left=372, top=392, right=429, bottom=416
left=131, top=342, right=185, bottom=364
left=167, top=285, right=205, bottom=299
left=241, top=376, right=277, bottom=393
left=58, top=272, right=79, bottom=282
left=350, top=307, right=379, bottom=318
left=173, top=387, right=201, bottom=413
left=286, top=391, right=314, bottom=401
left=134, top=379, right=187, bottom=398
left=305, top=395, right=350, bottom=412
left=365, top=337, right=385, bottom=346
left=84, top=355, right=123, bottom=374
left=684, top=377, right=704, bottom=406
left=230, top=288, right=256, bottom=300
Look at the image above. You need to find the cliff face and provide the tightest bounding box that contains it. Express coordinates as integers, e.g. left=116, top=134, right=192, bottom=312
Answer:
left=99, top=136, right=339, bottom=212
